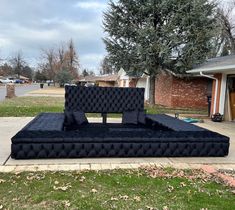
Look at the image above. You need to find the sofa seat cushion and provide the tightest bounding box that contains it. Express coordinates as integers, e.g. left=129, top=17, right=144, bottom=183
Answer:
left=12, top=123, right=229, bottom=144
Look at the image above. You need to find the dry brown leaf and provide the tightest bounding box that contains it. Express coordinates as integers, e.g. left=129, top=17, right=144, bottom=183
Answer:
left=133, top=196, right=141, bottom=202
left=167, top=185, right=174, bottom=192
left=180, top=182, right=186, bottom=187
left=146, top=206, right=155, bottom=210
left=0, top=179, right=6, bottom=184
left=91, top=188, right=98, bottom=193
left=79, top=176, right=86, bottom=182
left=110, top=197, right=119, bottom=201
left=119, top=195, right=129, bottom=200
left=54, top=180, right=59, bottom=185
left=12, top=198, right=19, bottom=202
left=63, top=200, right=71, bottom=207
left=53, top=184, right=71, bottom=191
left=163, top=206, right=169, bottom=210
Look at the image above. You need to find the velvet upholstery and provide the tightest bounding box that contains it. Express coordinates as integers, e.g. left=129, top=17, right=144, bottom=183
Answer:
left=73, top=111, right=88, bottom=125
left=11, top=86, right=230, bottom=159
left=122, top=111, right=138, bottom=124
left=65, top=86, right=145, bottom=113
left=11, top=113, right=229, bottom=159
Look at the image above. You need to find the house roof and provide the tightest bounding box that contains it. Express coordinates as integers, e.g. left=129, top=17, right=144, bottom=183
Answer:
left=78, top=75, right=97, bottom=82
left=96, top=74, right=118, bottom=82
left=78, top=74, right=118, bottom=82
left=19, top=75, right=29, bottom=80
left=187, top=55, right=235, bottom=74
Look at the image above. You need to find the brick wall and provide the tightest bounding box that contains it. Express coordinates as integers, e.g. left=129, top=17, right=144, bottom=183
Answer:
left=155, top=71, right=173, bottom=107
left=155, top=71, right=210, bottom=108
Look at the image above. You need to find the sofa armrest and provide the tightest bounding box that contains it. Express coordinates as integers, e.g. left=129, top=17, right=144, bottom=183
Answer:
left=146, top=114, right=206, bottom=131
left=24, top=113, right=65, bottom=131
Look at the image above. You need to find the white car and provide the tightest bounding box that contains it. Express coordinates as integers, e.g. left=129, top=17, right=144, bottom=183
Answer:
left=0, top=78, right=14, bottom=84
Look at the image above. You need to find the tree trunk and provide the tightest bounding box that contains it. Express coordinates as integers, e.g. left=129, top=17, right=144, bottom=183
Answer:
left=149, top=75, right=156, bottom=106
left=230, top=37, right=235, bottom=54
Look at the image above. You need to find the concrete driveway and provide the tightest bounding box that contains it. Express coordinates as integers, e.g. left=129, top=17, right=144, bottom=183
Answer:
left=0, top=117, right=234, bottom=170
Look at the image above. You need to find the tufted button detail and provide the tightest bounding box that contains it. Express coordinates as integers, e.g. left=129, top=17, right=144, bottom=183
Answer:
left=65, top=86, right=145, bottom=113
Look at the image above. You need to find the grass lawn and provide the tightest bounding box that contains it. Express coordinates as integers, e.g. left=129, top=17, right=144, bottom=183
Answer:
left=0, top=97, right=64, bottom=117
left=0, top=168, right=234, bottom=210
left=0, top=96, right=207, bottom=117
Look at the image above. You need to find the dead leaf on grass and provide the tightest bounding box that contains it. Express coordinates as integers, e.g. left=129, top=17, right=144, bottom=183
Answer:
left=91, top=188, right=98, bottom=193
left=163, top=206, right=169, bottom=210
left=62, top=200, right=71, bottom=208
left=180, top=182, right=186, bottom=187
left=79, top=176, right=86, bottom=182
left=0, top=179, right=6, bottom=183
left=53, top=183, right=71, bottom=191
left=146, top=205, right=156, bottom=210
left=12, top=197, right=19, bottom=202
left=14, top=172, right=21, bottom=175
left=133, top=196, right=141, bottom=202
left=119, top=195, right=129, bottom=200
left=110, top=197, right=119, bottom=201
left=167, top=185, right=174, bottom=192
left=54, top=180, right=59, bottom=185
left=0, top=205, right=3, bottom=210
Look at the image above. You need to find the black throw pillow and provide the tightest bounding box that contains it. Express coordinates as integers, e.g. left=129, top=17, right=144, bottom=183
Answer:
left=64, top=111, right=76, bottom=126
left=138, top=111, right=146, bottom=124
left=122, top=110, right=138, bottom=124
left=73, top=111, right=88, bottom=125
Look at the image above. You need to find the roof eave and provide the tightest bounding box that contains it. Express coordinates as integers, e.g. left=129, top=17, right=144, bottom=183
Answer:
left=187, top=64, right=235, bottom=74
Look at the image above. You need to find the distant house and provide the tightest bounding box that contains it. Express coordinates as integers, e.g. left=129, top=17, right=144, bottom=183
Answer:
left=96, top=74, right=119, bottom=87
left=19, top=75, right=30, bottom=82
left=187, top=55, right=235, bottom=121
left=117, top=68, right=150, bottom=101
left=155, top=70, right=212, bottom=109
left=77, top=74, right=118, bottom=87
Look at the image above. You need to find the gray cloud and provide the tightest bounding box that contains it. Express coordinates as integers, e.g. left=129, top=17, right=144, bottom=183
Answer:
left=0, top=0, right=108, bottom=72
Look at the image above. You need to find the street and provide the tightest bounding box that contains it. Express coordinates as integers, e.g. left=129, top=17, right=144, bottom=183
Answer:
left=0, top=83, right=40, bottom=101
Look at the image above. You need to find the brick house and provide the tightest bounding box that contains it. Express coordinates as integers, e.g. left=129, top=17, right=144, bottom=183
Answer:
left=77, top=74, right=118, bottom=87
left=187, top=55, right=235, bottom=121
left=155, top=70, right=211, bottom=109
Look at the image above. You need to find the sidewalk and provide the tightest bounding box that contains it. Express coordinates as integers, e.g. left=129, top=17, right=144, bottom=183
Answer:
left=0, top=117, right=234, bottom=171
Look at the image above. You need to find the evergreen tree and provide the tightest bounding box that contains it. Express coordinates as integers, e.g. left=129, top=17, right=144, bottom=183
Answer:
left=103, top=0, right=216, bottom=104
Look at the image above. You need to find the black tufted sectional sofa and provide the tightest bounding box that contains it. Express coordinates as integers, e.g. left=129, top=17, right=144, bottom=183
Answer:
left=11, top=86, right=229, bottom=159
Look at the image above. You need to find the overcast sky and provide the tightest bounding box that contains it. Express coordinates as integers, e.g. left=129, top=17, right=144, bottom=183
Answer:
left=0, top=0, right=109, bottom=73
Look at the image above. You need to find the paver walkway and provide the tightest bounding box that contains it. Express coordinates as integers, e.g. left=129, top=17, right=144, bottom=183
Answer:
left=0, top=117, right=234, bottom=172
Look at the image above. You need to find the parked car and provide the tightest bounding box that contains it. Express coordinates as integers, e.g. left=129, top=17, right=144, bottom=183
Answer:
left=0, top=78, right=14, bottom=84
left=14, top=79, right=24, bottom=84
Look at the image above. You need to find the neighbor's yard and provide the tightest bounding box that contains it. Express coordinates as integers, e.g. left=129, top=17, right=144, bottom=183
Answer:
left=0, top=96, right=207, bottom=117
left=0, top=168, right=234, bottom=210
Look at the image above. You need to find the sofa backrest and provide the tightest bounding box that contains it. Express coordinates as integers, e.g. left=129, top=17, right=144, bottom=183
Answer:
left=65, top=86, right=144, bottom=113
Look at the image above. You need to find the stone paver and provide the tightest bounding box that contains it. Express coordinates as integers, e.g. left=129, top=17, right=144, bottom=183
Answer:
left=0, top=117, right=235, bottom=172
left=202, top=165, right=235, bottom=188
